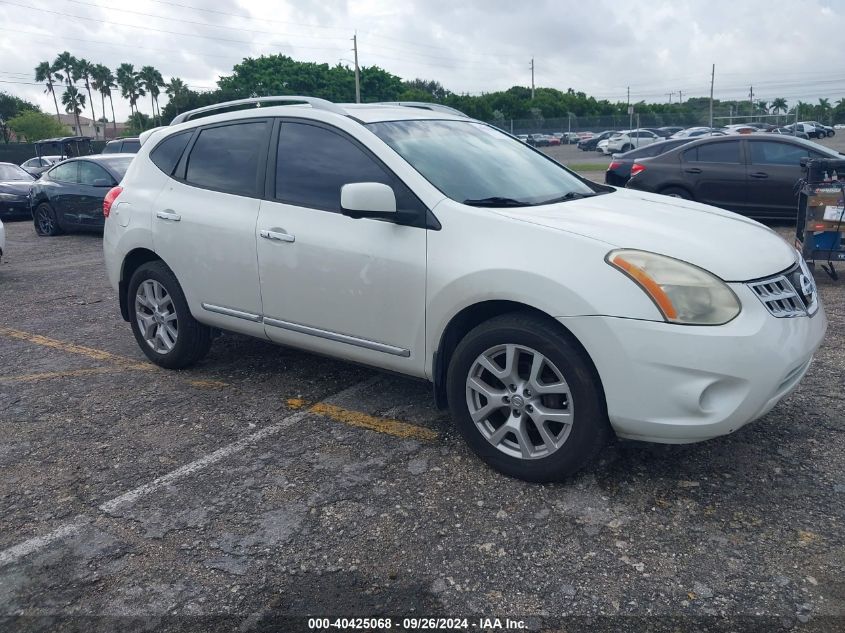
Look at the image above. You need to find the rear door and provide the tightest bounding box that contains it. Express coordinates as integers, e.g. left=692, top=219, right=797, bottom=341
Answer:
left=44, top=161, right=80, bottom=224
left=681, top=139, right=747, bottom=212
left=151, top=120, right=271, bottom=338
left=75, top=160, right=114, bottom=226
left=746, top=139, right=823, bottom=218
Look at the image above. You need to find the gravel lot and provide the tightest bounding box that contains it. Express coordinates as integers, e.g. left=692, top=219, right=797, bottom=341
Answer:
left=1, top=197, right=844, bottom=632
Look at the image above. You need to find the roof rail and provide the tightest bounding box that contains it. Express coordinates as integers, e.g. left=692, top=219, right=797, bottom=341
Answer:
left=170, top=96, right=347, bottom=125
left=374, top=102, right=469, bottom=117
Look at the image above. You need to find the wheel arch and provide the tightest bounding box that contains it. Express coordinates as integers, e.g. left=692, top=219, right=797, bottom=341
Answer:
left=658, top=183, right=694, bottom=199
left=119, top=248, right=164, bottom=321
left=431, top=300, right=603, bottom=411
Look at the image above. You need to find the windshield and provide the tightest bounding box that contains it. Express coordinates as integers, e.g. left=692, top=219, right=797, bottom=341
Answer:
left=0, top=164, right=33, bottom=181
left=368, top=120, right=596, bottom=206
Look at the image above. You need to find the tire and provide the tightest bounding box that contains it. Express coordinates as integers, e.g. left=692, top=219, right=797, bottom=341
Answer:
left=33, top=202, right=62, bottom=236
left=622, top=144, right=633, bottom=152
left=660, top=186, right=693, bottom=200
left=446, top=313, right=611, bottom=482
left=127, top=261, right=213, bottom=369
left=827, top=130, right=835, bottom=138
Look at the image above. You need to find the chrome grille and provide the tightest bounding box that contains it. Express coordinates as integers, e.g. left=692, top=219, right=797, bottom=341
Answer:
left=748, top=262, right=817, bottom=318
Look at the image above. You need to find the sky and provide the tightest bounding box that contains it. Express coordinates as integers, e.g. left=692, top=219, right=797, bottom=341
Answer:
left=1, top=0, right=844, bottom=122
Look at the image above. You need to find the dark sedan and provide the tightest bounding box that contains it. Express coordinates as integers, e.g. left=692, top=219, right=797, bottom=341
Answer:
left=626, top=135, right=840, bottom=219
left=0, top=163, right=35, bottom=220
left=30, top=154, right=133, bottom=236
left=577, top=130, right=614, bottom=151
left=605, top=138, right=694, bottom=186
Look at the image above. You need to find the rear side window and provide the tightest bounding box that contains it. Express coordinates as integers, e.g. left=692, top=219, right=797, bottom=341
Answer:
left=150, top=131, right=193, bottom=176
left=684, top=141, right=741, bottom=164
left=102, top=142, right=119, bottom=154
left=185, top=122, right=268, bottom=196
left=50, top=162, right=78, bottom=183
left=122, top=140, right=141, bottom=153
left=275, top=122, right=419, bottom=213
left=78, top=161, right=112, bottom=185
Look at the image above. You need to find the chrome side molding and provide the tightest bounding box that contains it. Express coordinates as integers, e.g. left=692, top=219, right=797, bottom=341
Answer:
left=263, top=317, right=410, bottom=357
left=201, top=303, right=262, bottom=322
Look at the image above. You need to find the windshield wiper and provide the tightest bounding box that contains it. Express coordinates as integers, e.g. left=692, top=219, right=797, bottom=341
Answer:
left=462, top=196, right=529, bottom=207
left=538, top=191, right=599, bottom=204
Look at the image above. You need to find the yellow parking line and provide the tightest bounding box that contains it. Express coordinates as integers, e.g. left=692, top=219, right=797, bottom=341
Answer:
left=187, top=379, right=230, bottom=389
left=0, top=367, right=115, bottom=383
left=287, top=398, right=438, bottom=441
left=0, top=326, right=151, bottom=369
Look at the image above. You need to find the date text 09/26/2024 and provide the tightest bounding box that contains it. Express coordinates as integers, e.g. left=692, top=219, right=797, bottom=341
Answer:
left=307, top=617, right=527, bottom=630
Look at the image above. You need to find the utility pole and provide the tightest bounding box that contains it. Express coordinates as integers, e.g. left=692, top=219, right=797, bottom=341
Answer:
left=666, top=92, right=675, bottom=104
left=678, top=90, right=683, bottom=104
left=709, top=64, right=715, bottom=129
left=627, top=86, right=632, bottom=130
left=352, top=33, right=361, bottom=103
left=530, top=58, right=535, bottom=99
left=749, top=85, right=754, bottom=121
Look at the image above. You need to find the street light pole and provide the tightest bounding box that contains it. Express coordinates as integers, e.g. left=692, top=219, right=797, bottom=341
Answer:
left=352, top=33, right=361, bottom=104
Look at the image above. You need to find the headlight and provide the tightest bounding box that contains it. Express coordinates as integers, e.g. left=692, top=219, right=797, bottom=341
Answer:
left=606, top=249, right=741, bottom=325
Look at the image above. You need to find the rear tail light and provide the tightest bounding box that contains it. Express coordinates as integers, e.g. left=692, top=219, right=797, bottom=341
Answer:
left=630, top=163, right=647, bottom=177
left=103, top=186, right=123, bottom=217
left=608, top=161, right=621, bottom=171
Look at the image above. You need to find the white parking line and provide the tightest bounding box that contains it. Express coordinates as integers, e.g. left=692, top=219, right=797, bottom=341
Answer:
left=0, top=518, right=89, bottom=568
left=0, top=376, right=383, bottom=568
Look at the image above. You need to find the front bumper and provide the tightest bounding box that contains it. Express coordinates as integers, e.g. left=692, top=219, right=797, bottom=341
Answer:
left=0, top=198, right=31, bottom=220
left=558, top=284, right=828, bottom=443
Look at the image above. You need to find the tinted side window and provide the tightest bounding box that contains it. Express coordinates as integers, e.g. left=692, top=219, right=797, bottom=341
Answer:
left=275, top=122, right=419, bottom=213
left=151, top=131, right=193, bottom=176
left=185, top=122, right=268, bottom=196
left=50, top=162, right=78, bottom=183
left=749, top=141, right=810, bottom=166
left=78, top=161, right=112, bottom=185
left=122, top=140, right=141, bottom=153
left=684, top=141, right=741, bottom=163
left=102, top=143, right=118, bottom=154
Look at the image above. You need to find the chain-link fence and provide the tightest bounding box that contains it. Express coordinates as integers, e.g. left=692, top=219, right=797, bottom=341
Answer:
left=485, top=113, right=709, bottom=135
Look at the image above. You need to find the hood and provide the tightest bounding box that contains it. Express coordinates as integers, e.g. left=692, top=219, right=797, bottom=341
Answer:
left=495, top=188, right=797, bottom=281
left=0, top=181, right=32, bottom=196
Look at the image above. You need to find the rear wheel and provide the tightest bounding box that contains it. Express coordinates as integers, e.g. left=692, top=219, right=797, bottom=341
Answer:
left=446, top=313, right=610, bottom=482
left=660, top=186, right=693, bottom=200
left=127, top=261, right=213, bottom=369
left=622, top=143, right=633, bottom=152
left=33, top=203, right=62, bottom=236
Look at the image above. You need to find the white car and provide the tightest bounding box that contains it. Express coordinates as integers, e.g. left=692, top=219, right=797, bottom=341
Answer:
left=103, top=96, right=827, bottom=482
left=0, top=218, right=5, bottom=263
left=602, top=129, right=660, bottom=154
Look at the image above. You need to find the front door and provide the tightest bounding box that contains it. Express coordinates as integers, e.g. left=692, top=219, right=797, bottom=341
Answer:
left=681, top=139, right=748, bottom=212
left=745, top=139, right=818, bottom=218
left=76, top=160, right=113, bottom=226
left=256, top=120, right=428, bottom=375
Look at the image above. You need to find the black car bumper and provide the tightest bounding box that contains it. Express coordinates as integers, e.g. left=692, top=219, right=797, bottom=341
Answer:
left=0, top=198, right=31, bottom=220
left=605, top=171, right=630, bottom=187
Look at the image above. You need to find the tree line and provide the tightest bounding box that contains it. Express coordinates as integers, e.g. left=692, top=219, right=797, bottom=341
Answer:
left=5, top=52, right=845, bottom=143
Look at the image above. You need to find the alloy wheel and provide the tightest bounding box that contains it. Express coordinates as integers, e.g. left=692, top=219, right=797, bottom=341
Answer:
left=134, top=279, right=178, bottom=354
left=465, top=343, right=574, bottom=460
left=37, top=207, right=54, bottom=235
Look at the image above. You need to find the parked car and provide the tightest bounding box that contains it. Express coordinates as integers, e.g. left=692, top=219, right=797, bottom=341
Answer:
left=644, top=127, right=673, bottom=138
left=670, top=127, right=724, bottom=139
left=834, top=123, right=845, bottom=130
left=30, top=154, right=134, bottom=236
left=771, top=127, right=809, bottom=140
left=103, top=96, right=826, bottom=482
left=103, top=137, right=141, bottom=154
left=747, top=122, right=777, bottom=132
left=0, top=162, right=35, bottom=220
left=602, top=129, right=661, bottom=154
left=577, top=130, right=613, bottom=151
left=604, top=138, right=694, bottom=186
left=723, top=125, right=758, bottom=135
left=546, top=135, right=561, bottom=146
left=516, top=134, right=529, bottom=143
left=20, top=155, right=62, bottom=177
left=527, top=134, right=549, bottom=147
left=626, top=135, right=840, bottom=219
left=0, top=218, right=5, bottom=263
left=657, top=126, right=685, bottom=137
left=784, top=123, right=825, bottom=139
left=805, top=121, right=834, bottom=137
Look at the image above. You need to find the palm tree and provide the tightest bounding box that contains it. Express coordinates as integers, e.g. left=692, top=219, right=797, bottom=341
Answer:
left=35, top=61, right=62, bottom=124
left=771, top=97, right=788, bottom=124
left=756, top=100, right=769, bottom=119
left=54, top=52, right=81, bottom=134
left=818, top=97, right=832, bottom=124
left=74, top=59, right=98, bottom=139
left=91, top=65, right=118, bottom=136
left=164, top=77, right=188, bottom=117
left=139, top=65, right=164, bottom=125
left=61, top=85, right=86, bottom=134
left=116, top=63, right=145, bottom=122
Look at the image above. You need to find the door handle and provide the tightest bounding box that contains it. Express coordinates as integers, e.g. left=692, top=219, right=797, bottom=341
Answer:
left=749, top=172, right=769, bottom=179
left=684, top=167, right=702, bottom=174
left=156, top=210, right=181, bottom=221
left=260, top=228, right=295, bottom=243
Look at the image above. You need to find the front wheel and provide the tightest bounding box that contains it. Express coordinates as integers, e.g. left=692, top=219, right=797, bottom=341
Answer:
left=34, top=203, right=62, bottom=236
left=446, top=313, right=610, bottom=482
left=622, top=144, right=633, bottom=152
left=127, top=261, right=213, bottom=369
left=660, top=186, right=693, bottom=200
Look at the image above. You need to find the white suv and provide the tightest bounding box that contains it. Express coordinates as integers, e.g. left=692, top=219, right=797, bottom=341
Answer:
left=602, top=129, right=660, bottom=154
left=103, top=96, right=827, bottom=482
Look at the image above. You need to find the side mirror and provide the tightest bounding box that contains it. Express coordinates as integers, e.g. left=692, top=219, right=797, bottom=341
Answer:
left=93, top=178, right=113, bottom=188
left=341, top=182, right=396, bottom=218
